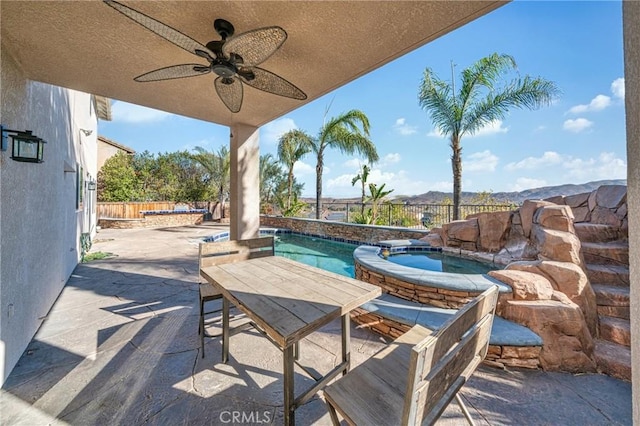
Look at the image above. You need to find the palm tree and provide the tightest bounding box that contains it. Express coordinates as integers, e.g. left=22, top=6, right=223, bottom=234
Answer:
left=311, top=109, right=379, bottom=219
left=259, top=153, right=282, bottom=207
left=418, top=53, right=560, bottom=220
left=277, top=129, right=313, bottom=210
left=367, top=182, right=393, bottom=224
left=351, top=163, right=370, bottom=215
left=192, top=145, right=230, bottom=218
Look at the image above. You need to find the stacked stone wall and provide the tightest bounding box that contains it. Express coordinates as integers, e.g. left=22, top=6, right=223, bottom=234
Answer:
left=260, top=216, right=427, bottom=243
left=99, top=212, right=204, bottom=229
left=355, top=263, right=479, bottom=308
left=351, top=307, right=541, bottom=369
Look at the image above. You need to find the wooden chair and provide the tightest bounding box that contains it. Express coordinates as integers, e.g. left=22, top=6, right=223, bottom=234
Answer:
left=198, top=236, right=275, bottom=358
left=323, top=285, right=499, bottom=426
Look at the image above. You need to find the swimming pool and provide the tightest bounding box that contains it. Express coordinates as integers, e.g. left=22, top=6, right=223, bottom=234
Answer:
left=274, top=234, right=357, bottom=277
left=204, top=230, right=359, bottom=277
left=384, top=252, right=498, bottom=274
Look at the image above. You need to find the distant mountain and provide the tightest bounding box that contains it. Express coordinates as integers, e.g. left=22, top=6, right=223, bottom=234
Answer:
left=303, top=180, right=627, bottom=205
left=400, top=180, right=627, bottom=204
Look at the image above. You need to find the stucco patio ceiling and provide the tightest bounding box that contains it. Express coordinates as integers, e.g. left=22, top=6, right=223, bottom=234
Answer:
left=1, top=1, right=506, bottom=128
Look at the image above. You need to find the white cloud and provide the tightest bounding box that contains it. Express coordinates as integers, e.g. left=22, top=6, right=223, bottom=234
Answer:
left=464, top=150, right=499, bottom=172
left=342, top=158, right=362, bottom=170
left=508, top=177, right=548, bottom=192
left=324, top=167, right=448, bottom=198
left=293, top=161, right=314, bottom=175
left=563, top=118, right=593, bottom=133
left=342, top=154, right=399, bottom=171
left=504, top=151, right=626, bottom=187
left=182, top=137, right=217, bottom=152
left=567, top=94, right=611, bottom=114
left=611, top=77, right=625, bottom=99
left=467, top=120, right=509, bottom=138
left=427, top=120, right=508, bottom=138
left=505, top=151, right=563, bottom=171
left=393, top=118, right=418, bottom=136
left=564, top=152, right=627, bottom=181
left=260, top=117, right=297, bottom=145
left=382, top=153, right=401, bottom=165
left=427, top=127, right=446, bottom=138
left=111, top=101, right=171, bottom=123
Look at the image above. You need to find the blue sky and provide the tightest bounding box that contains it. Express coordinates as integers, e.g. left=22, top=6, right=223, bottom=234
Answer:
left=99, top=0, right=627, bottom=198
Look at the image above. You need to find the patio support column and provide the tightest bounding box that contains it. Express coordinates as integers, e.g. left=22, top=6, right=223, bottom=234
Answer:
left=229, top=124, right=260, bottom=240
left=623, top=1, right=639, bottom=423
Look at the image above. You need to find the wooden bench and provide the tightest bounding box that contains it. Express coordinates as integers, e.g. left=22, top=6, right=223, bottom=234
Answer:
left=323, top=285, right=499, bottom=425
left=198, top=236, right=274, bottom=358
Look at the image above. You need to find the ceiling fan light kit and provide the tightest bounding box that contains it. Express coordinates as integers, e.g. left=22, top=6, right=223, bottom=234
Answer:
left=104, top=0, right=307, bottom=113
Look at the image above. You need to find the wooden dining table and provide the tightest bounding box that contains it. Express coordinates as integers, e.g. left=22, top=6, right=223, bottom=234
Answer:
left=200, top=255, right=381, bottom=425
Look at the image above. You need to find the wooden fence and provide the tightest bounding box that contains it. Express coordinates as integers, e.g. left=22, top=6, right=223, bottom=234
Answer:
left=97, top=201, right=210, bottom=219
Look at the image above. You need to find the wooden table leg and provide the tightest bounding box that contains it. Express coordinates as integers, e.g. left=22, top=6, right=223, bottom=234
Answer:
left=222, top=297, right=229, bottom=364
left=342, top=314, right=351, bottom=375
left=284, top=344, right=295, bottom=425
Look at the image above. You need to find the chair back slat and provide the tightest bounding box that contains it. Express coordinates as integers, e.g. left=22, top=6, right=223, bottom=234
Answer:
left=199, top=237, right=274, bottom=276
left=402, top=286, right=498, bottom=425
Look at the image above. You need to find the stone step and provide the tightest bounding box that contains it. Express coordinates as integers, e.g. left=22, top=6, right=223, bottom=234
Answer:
left=594, top=339, right=631, bottom=381
left=574, top=223, right=620, bottom=243
left=360, top=293, right=543, bottom=348
left=581, top=241, right=629, bottom=266
left=585, top=264, right=629, bottom=287
left=592, top=284, right=630, bottom=307
left=597, top=305, right=630, bottom=320
left=599, top=316, right=631, bottom=347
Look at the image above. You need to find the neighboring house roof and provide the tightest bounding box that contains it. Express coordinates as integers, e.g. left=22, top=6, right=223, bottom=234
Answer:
left=98, top=135, right=135, bottom=154
left=94, top=95, right=112, bottom=121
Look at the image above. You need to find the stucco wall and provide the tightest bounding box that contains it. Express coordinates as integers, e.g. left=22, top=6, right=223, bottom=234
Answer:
left=97, top=139, right=125, bottom=171
left=623, top=1, right=639, bottom=421
left=0, top=47, right=98, bottom=385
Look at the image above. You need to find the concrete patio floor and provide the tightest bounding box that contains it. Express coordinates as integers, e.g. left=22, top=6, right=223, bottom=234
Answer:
left=1, top=223, right=631, bottom=425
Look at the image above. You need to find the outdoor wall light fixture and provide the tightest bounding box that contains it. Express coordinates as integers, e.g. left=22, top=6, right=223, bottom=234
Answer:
left=87, top=180, right=97, bottom=191
left=0, top=125, right=46, bottom=163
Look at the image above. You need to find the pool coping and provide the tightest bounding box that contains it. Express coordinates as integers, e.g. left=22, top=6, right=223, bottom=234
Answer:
left=203, top=230, right=511, bottom=294
left=361, top=293, right=542, bottom=347
left=204, top=227, right=373, bottom=247
left=354, top=245, right=512, bottom=294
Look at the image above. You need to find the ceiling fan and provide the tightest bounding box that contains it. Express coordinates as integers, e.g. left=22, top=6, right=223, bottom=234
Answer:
left=104, top=0, right=307, bottom=113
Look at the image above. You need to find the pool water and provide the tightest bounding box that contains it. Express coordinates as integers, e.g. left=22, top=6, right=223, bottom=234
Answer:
left=275, top=234, right=357, bottom=277
left=385, top=252, right=498, bottom=274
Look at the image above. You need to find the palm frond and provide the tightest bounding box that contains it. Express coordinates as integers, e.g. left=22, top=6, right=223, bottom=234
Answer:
left=418, top=68, right=458, bottom=135
left=462, top=76, right=560, bottom=135
left=458, top=54, right=517, bottom=118
left=326, top=127, right=379, bottom=163
left=277, top=129, right=313, bottom=168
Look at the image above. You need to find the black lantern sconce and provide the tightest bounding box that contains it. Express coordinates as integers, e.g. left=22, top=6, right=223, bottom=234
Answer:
left=87, top=180, right=97, bottom=191
left=1, top=125, right=46, bottom=163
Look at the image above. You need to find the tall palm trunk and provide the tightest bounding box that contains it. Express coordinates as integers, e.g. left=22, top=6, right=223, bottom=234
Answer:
left=451, top=134, right=462, bottom=221
left=219, top=183, right=225, bottom=218
left=287, top=170, right=294, bottom=210
left=315, top=151, right=323, bottom=219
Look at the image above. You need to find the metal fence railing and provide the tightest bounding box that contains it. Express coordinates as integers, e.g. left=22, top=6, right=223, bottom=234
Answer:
left=291, top=202, right=517, bottom=230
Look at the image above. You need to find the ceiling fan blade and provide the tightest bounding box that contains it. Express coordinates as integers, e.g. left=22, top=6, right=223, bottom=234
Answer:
left=214, top=77, right=243, bottom=113
left=104, top=0, right=215, bottom=60
left=134, top=64, right=210, bottom=82
left=222, top=27, right=287, bottom=67
left=239, top=67, right=307, bottom=100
